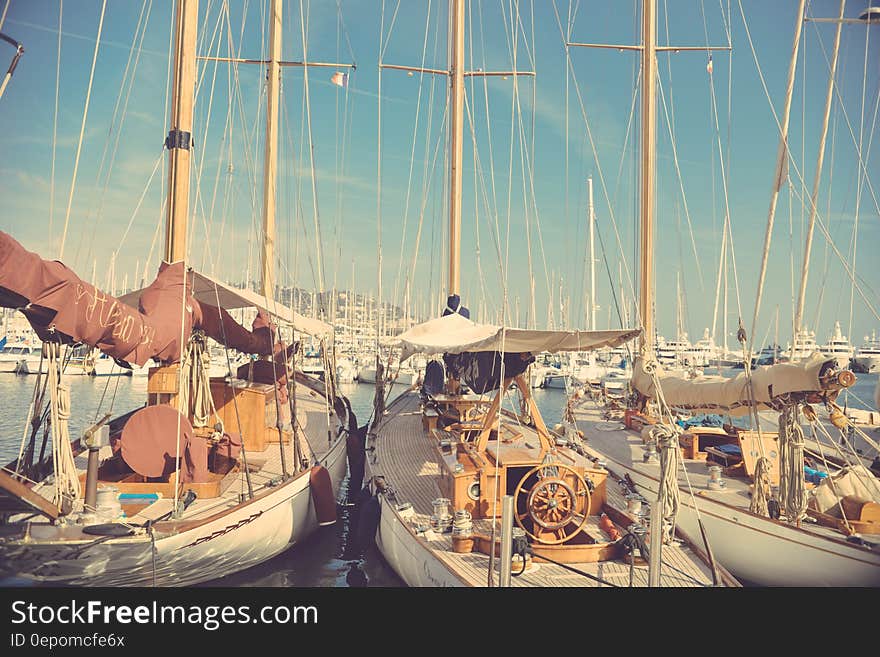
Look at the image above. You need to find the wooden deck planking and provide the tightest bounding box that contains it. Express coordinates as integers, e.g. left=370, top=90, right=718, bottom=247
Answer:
left=35, top=387, right=342, bottom=526
left=376, top=390, right=719, bottom=587
left=572, top=398, right=848, bottom=547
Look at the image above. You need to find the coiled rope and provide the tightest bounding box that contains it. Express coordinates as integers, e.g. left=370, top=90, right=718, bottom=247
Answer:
left=750, top=456, right=773, bottom=517
left=650, top=423, right=681, bottom=542
left=778, top=404, right=807, bottom=523
left=48, top=344, right=80, bottom=507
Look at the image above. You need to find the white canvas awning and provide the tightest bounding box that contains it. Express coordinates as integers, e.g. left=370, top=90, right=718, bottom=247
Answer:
left=394, top=313, right=640, bottom=361
left=631, top=352, right=837, bottom=416
left=119, top=269, right=332, bottom=338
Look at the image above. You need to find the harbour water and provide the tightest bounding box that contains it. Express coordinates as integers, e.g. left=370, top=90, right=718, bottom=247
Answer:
left=1, top=369, right=877, bottom=587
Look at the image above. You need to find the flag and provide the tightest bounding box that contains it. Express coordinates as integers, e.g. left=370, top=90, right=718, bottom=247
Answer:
left=330, top=71, right=348, bottom=88
left=706, top=55, right=713, bottom=75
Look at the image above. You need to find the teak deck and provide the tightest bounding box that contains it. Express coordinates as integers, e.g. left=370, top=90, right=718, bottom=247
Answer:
left=371, top=390, right=731, bottom=587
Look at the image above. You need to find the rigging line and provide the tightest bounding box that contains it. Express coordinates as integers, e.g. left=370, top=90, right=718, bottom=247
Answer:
left=283, top=96, right=321, bottom=301
left=409, top=87, right=447, bottom=302
left=112, top=151, right=166, bottom=257
left=659, top=1, right=705, bottom=301
left=497, top=1, right=523, bottom=324
left=473, top=3, right=506, bottom=315
left=143, top=197, right=168, bottom=287
left=700, top=0, right=721, bottom=339
left=300, top=0, right=328, bottom=306
left=0, top=0, right=9, bottom=32
left=407, top=6, right=445, bottom=301
left=376, top=0, right=386, bottom=372
left=550, top=3, right=638, bottom=320
left=392, top=0, right=434, bottom=316
left=464, top=88, right=505, bottom=300
left=150, top=0, right=175, bottom=284
left=57, top=0, right=107, bottom=261
left=704, top=3, right=743, bottom=330
left=783, top=181, right=880, bottom=324
left=204, top=22, right=237, bottom=278
left=848, top=15, right=872, bottom=348
left=80, top=0, right=154, bottom=268
left=334, top=0, right=357, bottom=63
left=789, top=189, right=796, bottom=339
left=743, top=0, right=806, bottom=359
left=466, top=7, right=491, bottom=317
left=742, top=1, right=880, bottom=241
left=811, top=418, right=880, bottom=499
left=223, top=18, right=265, bottom=283
left=379, top=0, right=402, bottom=61
left=806, top=14, right=880, bottom=229
left=594, top=207, right=627, bottom=333
left=564, top=3, right=570, bottom=313
left=505, top=12, right=553, bottom=330
left=189, top=3, right=228, bottom=267
left=49, top=0, right=62, bottom=248
left=656, top=76, right=705, bottom=291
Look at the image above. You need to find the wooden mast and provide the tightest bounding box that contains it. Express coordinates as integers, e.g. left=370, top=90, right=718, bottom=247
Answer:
left=638, top=0, right=656, bottom=356
left=164, top=0, right=198, bottom=264
left=448, top=0, right=465, bottom=298
left=260, top=0, right=282, bottom=299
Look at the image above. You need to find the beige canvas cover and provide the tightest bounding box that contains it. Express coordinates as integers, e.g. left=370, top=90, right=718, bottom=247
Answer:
left=631, top=352, right=836, bottom=416
left=120, top=269, right=331, bottom=338
left=810, top=465, right=880, bottom=514
left=394, top=312, right=640, bottom=361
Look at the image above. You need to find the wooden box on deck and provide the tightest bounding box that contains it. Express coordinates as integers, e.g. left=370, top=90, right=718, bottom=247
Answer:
left=209, top=378, right=291, bottom=453
left=148, top=366, right=291, bottom=454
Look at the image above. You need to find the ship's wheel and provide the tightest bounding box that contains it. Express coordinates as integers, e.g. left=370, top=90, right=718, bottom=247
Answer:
left=514, top=463, right=591, bottom=545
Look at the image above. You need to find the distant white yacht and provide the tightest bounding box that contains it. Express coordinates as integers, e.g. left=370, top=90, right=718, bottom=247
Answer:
left=820, top=320, right=855, bottom=369
left=684, top=328, right=717, bottom=367
left=657, top=333, right=691, bottom=368
left=789, top=327, right=820, bottom=361
left=852, top=330, right=880, bottom=374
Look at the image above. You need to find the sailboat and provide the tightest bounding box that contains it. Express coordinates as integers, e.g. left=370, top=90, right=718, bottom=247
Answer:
left=570, top=0, right=880, bottom=586
left=0, top=0, right=351, bottom=586
left=354, top=0, right=739, bottom=588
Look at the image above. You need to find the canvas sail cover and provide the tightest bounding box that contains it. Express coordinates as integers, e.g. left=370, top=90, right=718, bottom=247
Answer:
left=631, top=352, right=839, bottom=416
left=119, top=269, right=332, bottom=338
left=0, top=231, right=303, bottom=365
left=395, top=312, right=641, bottom=361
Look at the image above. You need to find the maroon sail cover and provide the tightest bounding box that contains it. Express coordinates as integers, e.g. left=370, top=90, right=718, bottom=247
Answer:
left=0, top=231, right=276, bottom=365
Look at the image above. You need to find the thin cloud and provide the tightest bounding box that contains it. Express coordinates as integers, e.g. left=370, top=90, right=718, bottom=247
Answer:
left=6, top=18, right=168, bottom=59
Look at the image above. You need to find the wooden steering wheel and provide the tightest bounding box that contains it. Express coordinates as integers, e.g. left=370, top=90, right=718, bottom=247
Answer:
left=514, top=463, right=591, bottom=545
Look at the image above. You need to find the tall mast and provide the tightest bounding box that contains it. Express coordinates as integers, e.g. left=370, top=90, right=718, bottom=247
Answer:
left=638, top=0, right=656, bottom=355
left=260, top=0, right=282, bottom=299
left=448, top=0, right=465, bottom=298
left=588, top=176, right=596, bottom=330
left=164, top=0, right=198, bottom=263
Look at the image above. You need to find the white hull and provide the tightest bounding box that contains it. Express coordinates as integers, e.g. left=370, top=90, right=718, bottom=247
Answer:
left=357, top=366, right=377, bottom=383
left=358, top=366, right=417, bottom=387
left=0, top=358, right=23, bottom=373
left=604, top=459, right=880, bottom=587
left=575, top=404, right=880, bottom=586
left=19, top=356, right=44, bottom=375
left=373, top=494, right=466, bottom=587
left=1, top=437, right=348, bottom=586
left=852, top=355, right=880, bottom=373
left=541, top=373, right=572, bottom=389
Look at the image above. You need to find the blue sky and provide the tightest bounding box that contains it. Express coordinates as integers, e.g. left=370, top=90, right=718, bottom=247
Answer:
left=0, top=0, right=877, bottom=349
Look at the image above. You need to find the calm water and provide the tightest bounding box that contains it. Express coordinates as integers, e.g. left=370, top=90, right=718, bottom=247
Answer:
left=1, top=369, right=877, bottom=587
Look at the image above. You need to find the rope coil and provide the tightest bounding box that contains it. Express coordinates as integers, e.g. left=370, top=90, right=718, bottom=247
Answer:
left=778, top=404, right=807, bottom=523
